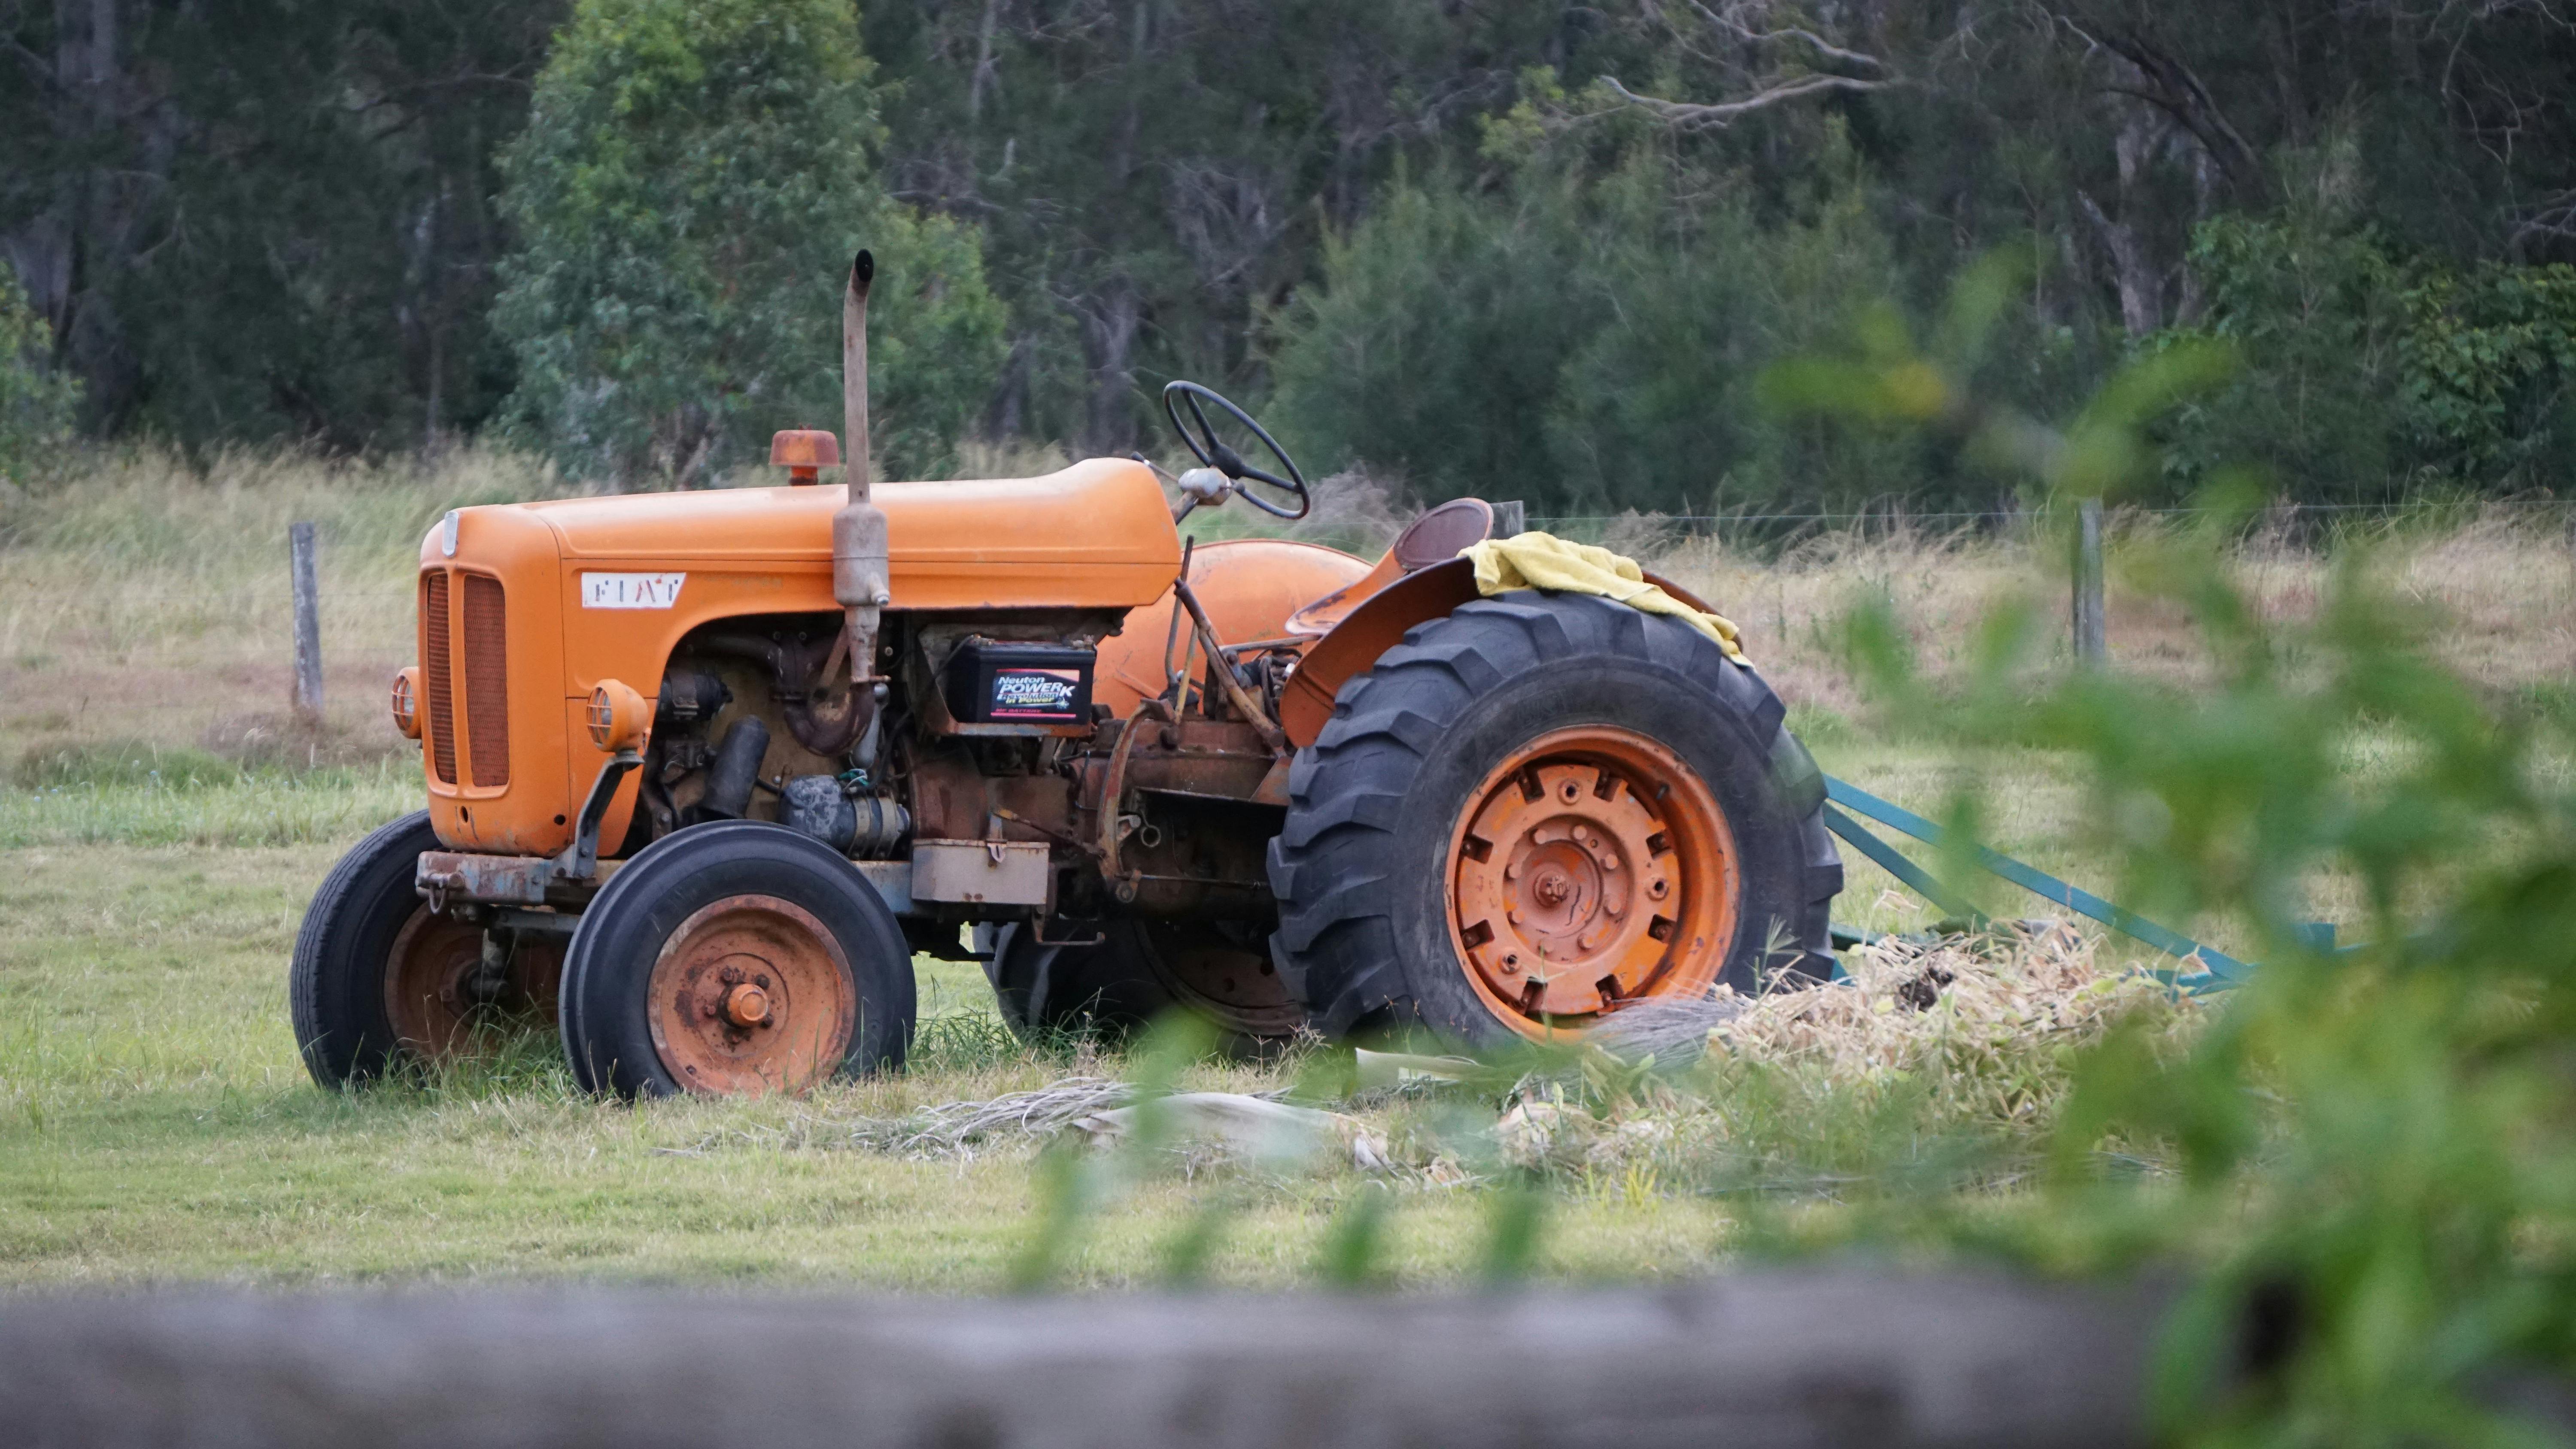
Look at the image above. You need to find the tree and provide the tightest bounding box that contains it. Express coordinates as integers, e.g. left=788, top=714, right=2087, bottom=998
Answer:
left=493, top=0, right=1005, bottom=488
left=0, top=0, right=564, bottom=451
left=0, top=259, right=79, bottom=488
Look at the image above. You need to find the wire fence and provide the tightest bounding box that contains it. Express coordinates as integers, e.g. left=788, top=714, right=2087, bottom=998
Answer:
left=1522, top=497, right=2576, bottom=531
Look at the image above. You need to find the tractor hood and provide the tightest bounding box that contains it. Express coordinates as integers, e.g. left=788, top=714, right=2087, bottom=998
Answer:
left=489, top=457, right=1183, bottom=610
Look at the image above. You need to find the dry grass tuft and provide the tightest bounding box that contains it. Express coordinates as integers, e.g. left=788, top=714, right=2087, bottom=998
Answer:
left=703, top=1076, right=1137, bottom=1159
left=1712, top=925, right=2190, bottom=1125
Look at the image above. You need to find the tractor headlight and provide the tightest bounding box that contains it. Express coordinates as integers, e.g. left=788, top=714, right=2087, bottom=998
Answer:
left=389, top=667, right=424, bottom=740
left=587, top=679, right=651, bottom=754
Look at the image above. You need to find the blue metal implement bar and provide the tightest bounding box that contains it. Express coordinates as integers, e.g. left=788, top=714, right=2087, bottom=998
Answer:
left=1820, top=805, right=1982, bottom=923
left=1823, top=776, right=2254, bottom=983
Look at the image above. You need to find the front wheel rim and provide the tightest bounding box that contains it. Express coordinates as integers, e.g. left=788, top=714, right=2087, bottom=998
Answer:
left=1445, top=726, right=1739, bottom=1039
left=383, top=907, right=488, bottom=1063
left=646, top=894, right=856, bottom=1096
left=383, top=908, right=559, bottom=1064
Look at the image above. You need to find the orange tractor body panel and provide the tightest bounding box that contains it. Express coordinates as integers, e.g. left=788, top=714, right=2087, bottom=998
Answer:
left=1093, top=538, right=1372, bottom=720
left=417, top=458, right=1185, bottom=856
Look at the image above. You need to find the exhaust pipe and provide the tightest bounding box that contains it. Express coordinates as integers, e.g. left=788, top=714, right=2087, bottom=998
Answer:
left=835, top=249, right=890, bottom=688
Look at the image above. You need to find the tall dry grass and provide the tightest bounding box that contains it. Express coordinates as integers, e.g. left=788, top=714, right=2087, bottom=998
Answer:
left=0, top=445, right=564, bottom=774
left=4, top=445, right=2569, bottom=783
left=1649, top=507, right=2576, bottom=719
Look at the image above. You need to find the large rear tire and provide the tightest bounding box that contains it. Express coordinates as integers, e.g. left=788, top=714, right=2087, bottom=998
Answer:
left=1268, top=592, right=1841, bottom=1045
left=559, top=822, right=914, bottom=1098
left=291, top=812, right=562, bottom=1087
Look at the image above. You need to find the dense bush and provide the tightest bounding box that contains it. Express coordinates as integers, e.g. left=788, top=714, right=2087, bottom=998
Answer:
left=1268, top=133, right=2090, bottom=516
left=2154, top=215, right=2576, bottom=500
left=492, top=0, right=1005, bottom=487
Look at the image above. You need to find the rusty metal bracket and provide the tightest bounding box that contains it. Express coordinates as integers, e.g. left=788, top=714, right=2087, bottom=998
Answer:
left=1160, top=538, right=1197, bottom=711
left=1032, top=915, right=1109, bottom=948
left=991, top=806, right=1100, bottom=859
left=416, top=752, right=638, bottom=912
left=554, top=749, right=641, bottom=884
left=417, top=852, right=550, bottom=909
left=1097, top=699, right=1172, bottom=903
left=1173, top=577, right=1288, bottom=755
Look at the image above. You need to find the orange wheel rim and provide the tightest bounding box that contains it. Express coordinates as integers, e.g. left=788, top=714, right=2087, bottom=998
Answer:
left=384, top=907, right=488, bottom=1062
left=646, top=894, right=855, bottom=1096
left=385, top=908, right=563, bottom=1066
left=1445, top=726, right=1738, bottom=1039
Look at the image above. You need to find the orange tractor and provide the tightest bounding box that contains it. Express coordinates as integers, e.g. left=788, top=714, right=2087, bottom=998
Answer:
left=292, top=252, right=1843, bottom=1097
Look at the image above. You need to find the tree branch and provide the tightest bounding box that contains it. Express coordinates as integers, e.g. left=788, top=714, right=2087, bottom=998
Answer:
left=2096, top=32, right=2267, bottom=201
left=1599, top=73, right=1890, bottom=130
left=1684, top=1, right=1889, bottom=71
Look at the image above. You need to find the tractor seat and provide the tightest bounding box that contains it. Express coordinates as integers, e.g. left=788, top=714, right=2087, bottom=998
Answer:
left=1285, top=497, right=1495, bottom=637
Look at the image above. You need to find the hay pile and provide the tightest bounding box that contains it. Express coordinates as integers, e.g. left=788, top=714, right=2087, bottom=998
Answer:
left=1491, top=925, right=2191, bottom=1173
left=1710, top=923, right=2189, bottom=1122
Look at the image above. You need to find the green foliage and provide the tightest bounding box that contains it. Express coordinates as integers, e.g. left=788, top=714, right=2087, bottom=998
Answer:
left=493, top=0, right=1005, bottom=486
left=1266, top=168, right=1593, bottom=505
left=1269, top=133, right=1973, bottom=515
left=2398, top=261, right=2576, bottom=487
left=1782, top=268, right=2576, bottom=1443
left=2156, top=215, right=2576, bottom=500
left=2016, top=536, right=2576, bottom=1444
left=0, top=262, right=78, bottom=486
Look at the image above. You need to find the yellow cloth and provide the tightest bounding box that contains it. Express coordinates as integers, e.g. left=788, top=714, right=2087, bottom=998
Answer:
left=1459, top=531, right=1748, bottom=664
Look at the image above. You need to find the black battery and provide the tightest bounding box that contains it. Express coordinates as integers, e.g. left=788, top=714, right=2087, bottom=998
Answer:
left=943, top=640, right=1096, bottom=725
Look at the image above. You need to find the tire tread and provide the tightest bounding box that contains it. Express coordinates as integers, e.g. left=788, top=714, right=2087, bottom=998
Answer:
left=1270, top=592, right=1840, bottom=1039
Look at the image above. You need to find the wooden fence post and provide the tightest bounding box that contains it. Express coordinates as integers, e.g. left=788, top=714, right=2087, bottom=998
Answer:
left=289, top=521, right=323, bottom=724
left=2072, top=497, right=2106, bottom=667
left=0, top=1275, right=2182, bottom=1449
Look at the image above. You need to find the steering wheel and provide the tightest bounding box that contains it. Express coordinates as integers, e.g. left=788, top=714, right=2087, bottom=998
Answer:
left=1161, top=381, right=1310, bottom=520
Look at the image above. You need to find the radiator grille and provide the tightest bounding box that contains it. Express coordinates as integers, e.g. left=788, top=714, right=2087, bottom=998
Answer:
left=421, top=573, right=456, bottom=785
left=461, top=575, right=510, bottom=788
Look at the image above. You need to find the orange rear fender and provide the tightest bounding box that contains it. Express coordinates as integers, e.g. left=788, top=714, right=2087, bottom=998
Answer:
left=1276, top=558, right=1728, bottom=749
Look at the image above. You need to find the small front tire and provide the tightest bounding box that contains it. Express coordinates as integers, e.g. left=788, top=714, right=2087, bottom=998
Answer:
left=560, top=822, right=914, bottom=1098
left=292, top=812, right=564, bottom=1087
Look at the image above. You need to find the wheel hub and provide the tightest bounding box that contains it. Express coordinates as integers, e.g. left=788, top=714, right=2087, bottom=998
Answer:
left=647, top=894, right=855, bottom=1096
left=722, top=982, right=773, bottom=1027
left=1447, top=726, right=1737, bottom=1037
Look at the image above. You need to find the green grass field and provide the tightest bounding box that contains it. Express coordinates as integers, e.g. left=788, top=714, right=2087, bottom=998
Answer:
left=0, top=734, right=2184, bottom=1289
left=3, top=452, right=2564, bottom=1288
left=0, top=834, right=1747, bottom=1288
